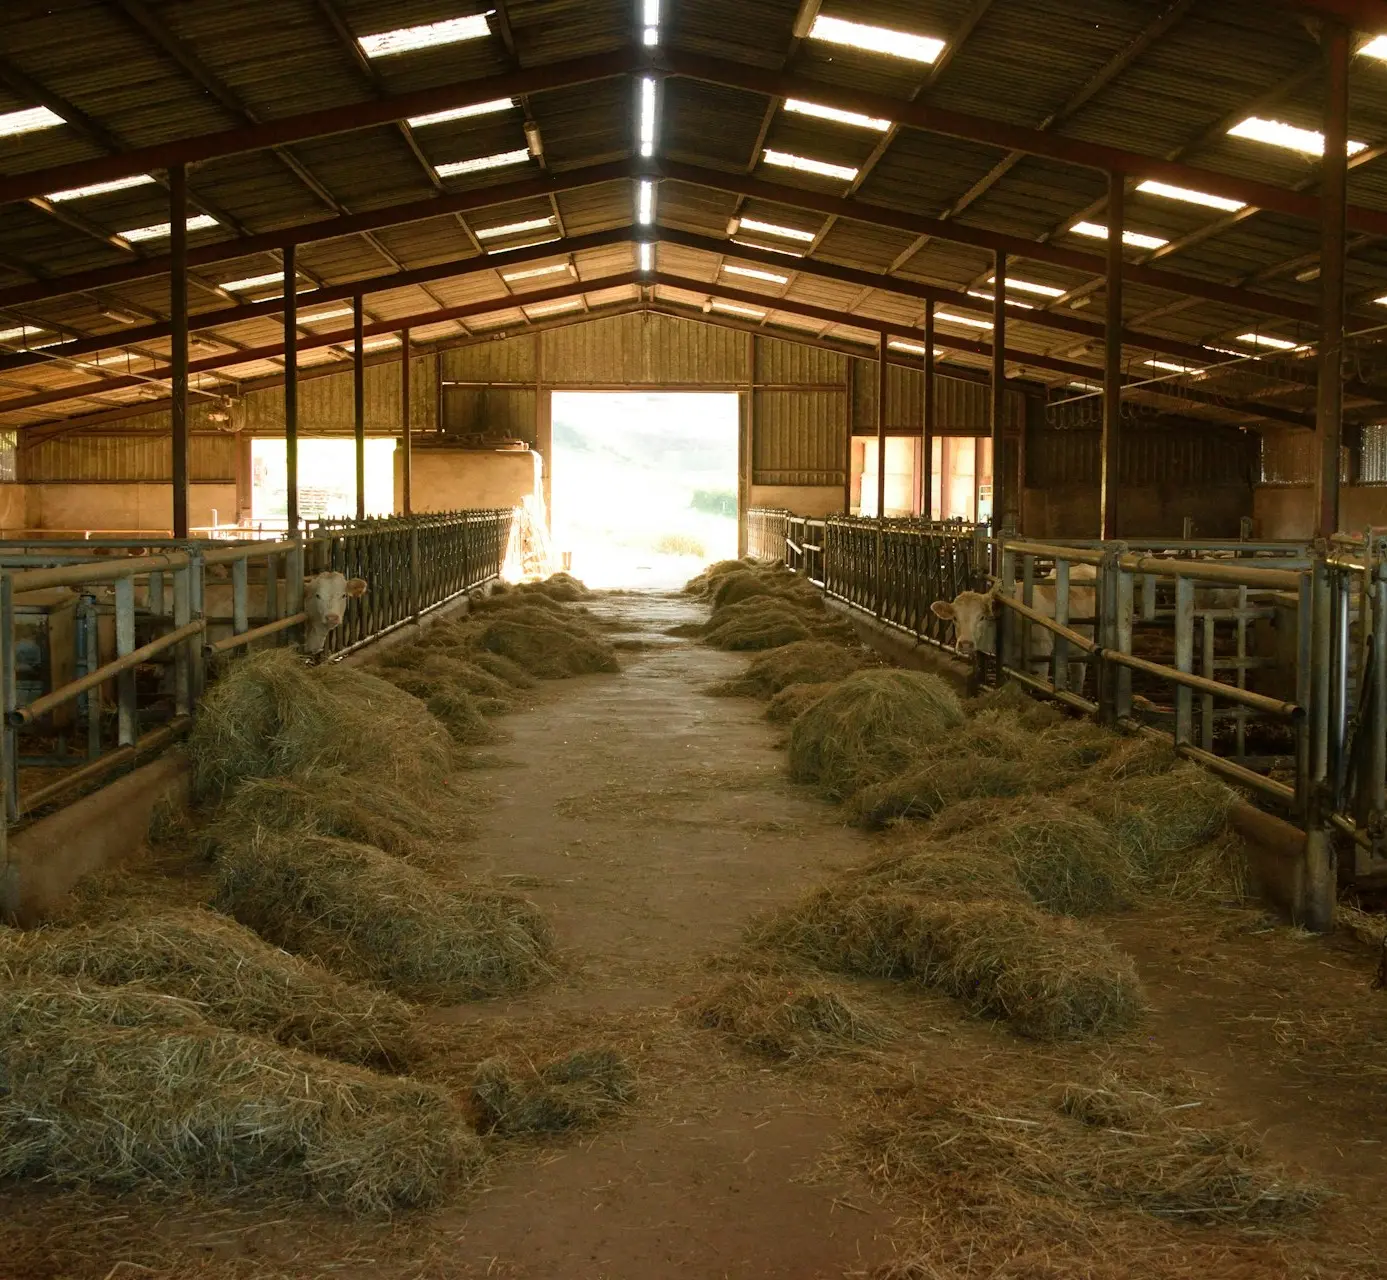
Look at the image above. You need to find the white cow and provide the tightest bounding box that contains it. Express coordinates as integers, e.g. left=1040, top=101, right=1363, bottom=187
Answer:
left=303, top=572, right=367, bottom=657
left=931, top=565, right=1097, bottom=692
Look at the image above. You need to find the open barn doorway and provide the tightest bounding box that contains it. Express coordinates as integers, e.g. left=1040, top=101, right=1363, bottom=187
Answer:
left=550, top=391, right=740, bottom=589
left=250, top=438, right=397, bottom=527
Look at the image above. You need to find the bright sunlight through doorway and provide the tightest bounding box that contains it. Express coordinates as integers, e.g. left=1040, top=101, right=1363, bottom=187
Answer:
left=550, top=391, right=740, bottom=589
left=251, top=438, right=397, bottom=525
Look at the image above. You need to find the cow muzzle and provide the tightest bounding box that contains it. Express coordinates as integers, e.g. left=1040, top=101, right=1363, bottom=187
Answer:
left=325, top=612, right=342, bottom=627
left=957, top=640, right=975, bottom=656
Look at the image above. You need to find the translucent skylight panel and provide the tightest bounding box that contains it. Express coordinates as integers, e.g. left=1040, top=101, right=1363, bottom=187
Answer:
left=763, top=149, right=859, bottom=182
left=639, top=242, right=653, bottom=272
left=221, top=272, right=291, bottom=291
left=119, top=215, right=218, bottom=242
left=639, top=77, right=657, bottom=158
left=889, top=340, right=943, bottom=356
left=408, top=98, right=513, bottom=128
left=502, top=263, right=570, bottom=282
left=783, top=99, right=890, bottom=132
left=1070, top=220, right=1168, bottom=250
left=1236, top=332, right=1299, bottom=350
left=1228, top=116, right=1367, bottom=157
left=0, top=106, right=65, bottom=137
left=968, top=290, right=1033, bottom=309
left=723, top=264, right=788, bottom=284
left=808, top=14, right=944, bottom=63
left=435, top=148, right=530, bottom=177
left=1135, top=180, right=1245, bottom=212
left=359, top=15, right=490, bottom=58
left=526, top=299, right=582, bottom=317
left=988, top=275, right=1065, bottom=298
left=0, top=326, right=45, bottom=343
left=935, top=311, right=993, bottom=330
left=737, top=217, right=816, bottom=242
left=637, top=179, right=655, bottom=225
left=476, top=217, right=555, bottom=239
left=46, top=174, right=156, bottom=202
left=712, top=302, right=766, bottom=319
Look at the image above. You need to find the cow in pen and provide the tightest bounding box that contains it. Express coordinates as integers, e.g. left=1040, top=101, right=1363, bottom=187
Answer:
left=931, top=565, right=1097, bottom=693
left=303, top=571, right=367, bottom=658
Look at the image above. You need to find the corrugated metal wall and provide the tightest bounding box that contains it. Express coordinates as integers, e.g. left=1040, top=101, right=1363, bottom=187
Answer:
left=752, top=391, right=846, bottom=485
left=543, top=312, right=749, bottom=385
left=851, top=358, right=1025, bottom=434
left=1028, top=422, right=1256, bottom=487
left=21, top=434, right=236, bottom=482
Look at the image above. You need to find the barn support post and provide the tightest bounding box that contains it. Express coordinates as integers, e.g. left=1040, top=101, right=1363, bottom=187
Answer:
left=353, top=296, right=365, bottom=522
left=1101, top=171, right=1124, bottom=541
left=842, top=359, right=854, bottom=516
left=1316, top=22, right=1350, bottom=540
left=921, top=307, right=934, bottom=519
left=1301, top=552, right=1337, bottom=930
left=283, top=245, right=299, bottom=536
left=875, top=332, right=887, bottom=617
left=400, top=328, right=413, bottom=517
left=990, top=253, right=1006, bottom=540
left=169, top=162, right=190, bottom=540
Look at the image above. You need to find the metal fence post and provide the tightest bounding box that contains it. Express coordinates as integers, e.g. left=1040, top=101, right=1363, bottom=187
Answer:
left=1301, top=551, right=1336, bottom=932
left=410, top=523, right=422, bottom=622
left=1, top=574, right=16, bottom=881
left=286, top=542, right=305, bottom=648
left=1173, top=574, right=1194, bottom=745
left=173, top=564, right=191, bottom=718
left=114, top=576, right=137, bottom=748
left=1114, top=557, right=1133, bottom=722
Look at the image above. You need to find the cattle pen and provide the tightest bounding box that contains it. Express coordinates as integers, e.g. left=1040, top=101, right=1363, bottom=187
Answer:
left=4, top=1, right=1387, bottom=1277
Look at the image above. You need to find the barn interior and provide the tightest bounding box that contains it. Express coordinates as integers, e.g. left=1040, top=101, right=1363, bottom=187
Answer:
left=4, top=1, right=1387, bottom=1277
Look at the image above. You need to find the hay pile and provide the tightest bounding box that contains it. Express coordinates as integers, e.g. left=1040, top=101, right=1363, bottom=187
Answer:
left=470, top=1048, right=635, bottom=1134
left=188, top=650, right=452, bottom=803
left=789, top=670, right=965, bottom=800
left=514, top=571, right=592, bottom=602
left=712, top=639, right=866, bottom=698
left=214, top=830, right=555, bottom=1001
left=367, top=659, right=501, bottom=746
left=0, top=909, right=417, bottom=1067
left=694, top=973, right=891, bottom=1060
left=766, top=680, right=837, bottom=725
left=0, top=979, right=480, bottom=1213
left=751, top=888, right=1142, bottom=1040
left=683, top=557, right=762, bottom=599
left=1080, top=764, right=1235, bottom=874
left=467, top=615, right=619, bottom=678
left=853, top=1071, right=1323, bottom=1226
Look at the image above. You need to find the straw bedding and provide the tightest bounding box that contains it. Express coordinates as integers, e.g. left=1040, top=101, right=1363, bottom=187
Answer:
left=470, top=1047, right=635, bottom=1134
left=214, top=830, right=555, bottom=1001
left=469, top=616, right=620, bottom=678
left=711, top=639, right=866, bottom=698
left=367, top=660, right=501, bottom=746
left=0, top=909, right=418, bottom=1067
left=188, top=650, right=453, bottom=803
left=0, top=979, right=481, bottom=1213
left=693, top=972, right=891, bottom=1060
left=765, top=680, right=837, bottom=724
left=789, top=670, right=966, bottom=800
left=751, top=887, right=1142, bottom=1040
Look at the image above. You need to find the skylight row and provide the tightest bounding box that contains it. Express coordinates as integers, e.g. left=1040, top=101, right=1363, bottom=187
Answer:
left=783, top=99, right=890, bottom=132
left=763, top=149, right=858, bottom=182
left=639, top=77, right=657, bottom=158
left=1227, top=116, right=1366, bottom=158
left=526, top=299, right=582, bottom=317
left=120, top=214, right=218, bottom=242
left=637, top=178, right=655, bottom=226
left=639, top=242, right=653, bottom=272
left=967, top=289, right=1034, bottom=310
left=407, top=98, right=513, bottom=129
left=889, top=340, right=943, bottom=357
left=808, top=14, right=945, bottom=64
left=643, top=0, right=660, bottom=47
left=724, top=264, right=788, bottom=285
left=476, top=216, right=555, bottom=240
left=1070, top=220, right=1168, bottom=251
left=0, top=105, right=65, bottom=137
left=736, top=217, right=816, bottom=243
left=435, top=148, right=531, bottom=177
left=936, top=311, right=993, bottom=331
left=988, top=275, right=1065, bottom=299
left=46, top=173, right=156, bottom=202
left=712, top=301, right=766, bottom=319
left=730, top=238, right=805, bottom=257
left=502, top=262, right=570, bottom=283
left=358, top=14, right=490, bottom=58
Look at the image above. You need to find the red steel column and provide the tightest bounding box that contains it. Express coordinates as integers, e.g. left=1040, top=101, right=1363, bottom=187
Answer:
left=169, top=162, right=189, bottom=539
left=1100, top=172, right=1124, bottom=540
left=1316, top=23, right=1349, bottom=539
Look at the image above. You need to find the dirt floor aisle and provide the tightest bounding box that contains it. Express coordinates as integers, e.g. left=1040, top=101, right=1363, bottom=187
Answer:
left=440, top=590, right=898, bottom=1279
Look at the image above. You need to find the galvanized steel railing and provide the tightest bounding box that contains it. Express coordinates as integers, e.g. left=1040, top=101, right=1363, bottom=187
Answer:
left=748, top=507, right=1387, bottom=922
left=0, top=509, right=513, bottom=854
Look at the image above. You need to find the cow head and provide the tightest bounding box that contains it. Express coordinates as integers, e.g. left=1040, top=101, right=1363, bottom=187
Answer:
left=303, top=571, right=367, bottom=656
left=930, top=587, right=997, bottom=657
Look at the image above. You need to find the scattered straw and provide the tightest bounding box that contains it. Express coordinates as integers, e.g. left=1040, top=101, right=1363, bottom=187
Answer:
left=0, top=908, right=417, bottom=1067
left=469, top=617, right=619, bottom=679
left=712, top=639, right=867, bottom=698
left=214, top=830, right=555, bottom=1001
left=766, top=680, right=837, bottom=725
left=470, top=1047, right=635, bottom=1134
left=693, top=972, right=892, bottom=1060
left=368, top=660, right=502, bottom=746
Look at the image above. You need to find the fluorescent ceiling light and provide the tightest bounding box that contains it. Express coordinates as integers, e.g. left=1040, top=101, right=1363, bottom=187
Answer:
left=889, top=340, right=942, bottom=357
left=299, top=307, right=354, bottom=323
left=808, top=14, right=944, bottom=64
left=1136, top=179, right=1245, bottom=213
left=737, top=217, right=816, bottom=243
left=1068, top=381, right=1100, bottom=391
left=526, top=299, right=582, bottom=317
left=46, top=173, right=156, bottom=202
left=712, top=301, right=766, bottom=319
left=724, top=264, right=788, bottom=284
left=731, top=238, right=805, bottom=257
left=1227, top=116, right=1367, bottom=157
left=359, top=15, right=490, bottom=58
left=0, top=326, right=45, bottom=343
left=643, top=0, right=659, bottom=45
left=1070, top=220, right=1168, bottom=250
left=967, top=289, right=1033, bottom=310
left=436, top=148, right=530, bottom=177
left=502, top=263, right=569, bottom=282
left=639, top=77, right=656, bottom=158
left=763, top=149, right=858, bottom=182
left=476, top=216, right=555, bottom=239
left=936, top=310, right=993, bottom=330
left=345, top=335, right=401, bottom=352
left=784, top=98, right=890, bottom=132
left=639, top=242, right=653, bottom=272
left=988, top=275, right=1065, bottom=299
left=119, top=214, right=218, bottom=242
left=0, top=105, right=65, bottom=137
left=407, top=98, right=512, bottom=128
left=637, top=178, right=654, bottom=226
left=1236, top=332, right=1298, bottom=350
left=221, top=271, right=293, bottom=291
left=1144, top=359, right=1198, bottom=373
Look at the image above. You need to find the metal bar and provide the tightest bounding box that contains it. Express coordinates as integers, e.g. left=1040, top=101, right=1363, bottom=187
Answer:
left=1174, top=575, right=1194, bottom=743
left=1373, top=561, right=1387, bottom=818
left=169, top=161, right=190, bottom=540
left=1101, top=170, right=1123, bottom=540
left=81, top=596, right=100, bottom=761
left=1316, top=20, right=1350, bottom=540
left=18, top=717, right=190, bottom=817
left=11, top=618, right=206, bottom=727
left=284, top=244, right=299, bottom=536
left=1053, top=558, right=1070, bottom=692
left=205, top=611, right=308, bottom=655
left=1115, top=562, right=1133, bottom=720
left=202, top=539, right=299, bottom=565
left=1303, top=552, right=1336, bottom=929
left=173, top=564, right=191, bottom=718
left=9, top=553, right=190, bottom=593
left=401, top=327, right=413, bottom=517
left=921, top=307, right=934, bottom=518
left=354, top=295, right=365, bottom=522
left=991, top=252, right=1006, bottom=532
left=1201, top=613, right=1215, bottom=752
left=1, top=575, right=16, bottom=827
left=114, top=576, right=137, bottom=748
left=998, top=664, right=1099, bottom=714
left=1176, top=743, right=1297, bottom=806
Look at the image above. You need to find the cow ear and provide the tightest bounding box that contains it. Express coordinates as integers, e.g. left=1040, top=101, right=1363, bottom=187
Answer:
left=981, top=592, right=997, bottom=617
left=346, top=577, right=368, bottom=598
left=930, top=600, right=955, bottom=621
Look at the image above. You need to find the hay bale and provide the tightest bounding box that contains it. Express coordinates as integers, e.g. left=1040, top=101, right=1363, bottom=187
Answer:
left=368, top=662, right=501, bottom=747
left=766, top=680, right=837, bottom=725
left=1084, top=763, right=1234, bottom=873
left=471, top=617, right=619, bottom=678
left=188, top=650, right=452, bottom=804
left=849, top=754, right=1037, bottom=829
left=214, top=830, right=555, bottom=1001
left=751, top=888, right=1142, bottom=1040
left=788, top=670, right=966, bottom=800
left=0, top=909, right=417, bottom=1068
left=0, top=979, right=480, bottom=1213
left=694, top=973, right=891, bottom=1060
left=714, top=639, right=865, bottom=698
left=206, top=767, right=457, bottom=860
left=471, top=1048, right=634, bottom=1134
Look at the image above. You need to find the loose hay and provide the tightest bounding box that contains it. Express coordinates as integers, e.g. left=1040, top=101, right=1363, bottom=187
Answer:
left=0, top=980, right=480, bottom=1213
left=683, top=558, right=756, bottom=598
left=1080, top=763, right=1235, bottom=876
left=470, top=1047, right=635, bottom=1134
left=693, top=972, right=891, bottom=1060
left=849, top=753, right=1037, bottom=829
left=751, top=888, right=1142, bottom=1040
left=214, top=830, right=555, bottom=1001
left=188, top=650, right=452, bottom=803
left=469, top=617, right=620, bottom=679
left=766, top=680, right=837, bottom=724
left=0, top=909, right=417, bottom=1067
left=789, top=670, right=966, bottom=800
left=468, top=649, right=538, bottom=689
left=368, top=659, right=502, bottom=746
left=703, top=598, right=814, bottom=651
left=712, top=639, right=866, bottom=698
